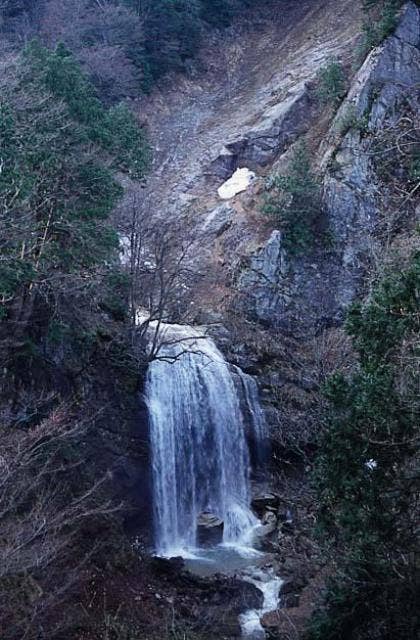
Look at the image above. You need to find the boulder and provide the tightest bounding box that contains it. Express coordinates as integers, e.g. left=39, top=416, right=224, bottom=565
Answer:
left=282, top=592, right=300, bottom=608
left=209, top=145, right=239, bottom=179
left=251, top=492, right=280, bottom=517
left=197, top=512, right=224, bottom=547
left=260, top=609, right=282, bottom=639
left=261, top=607, right=309, bottom=639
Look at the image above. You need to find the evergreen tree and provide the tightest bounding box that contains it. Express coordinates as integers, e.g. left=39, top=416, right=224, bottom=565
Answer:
left=263, top=143, right=322, bottom=253
left=308, top=250, right=420, bottom=640
left=0, top=43, right=149, bottom=372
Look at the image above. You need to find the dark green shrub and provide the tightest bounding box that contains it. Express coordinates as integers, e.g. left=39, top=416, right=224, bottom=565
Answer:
left=316, top=60, right=346, bottom=106
left=357, top=0, right=402, bottom=64
left=307, top=250, right=420, bottom=640
left=263, top=143, right=322, bottom=253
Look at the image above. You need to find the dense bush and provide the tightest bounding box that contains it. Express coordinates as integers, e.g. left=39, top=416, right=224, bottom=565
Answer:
left=0, top=42, right=149, bottom=365
left=120, top=0, right=259, bottom=88
left=357, top=0, right=402, bottom=63
left=307, top=249, right=420, bottom=640
left=263, top=143, right=322, bottom=253
left=316, top=59, right=346, bottom=106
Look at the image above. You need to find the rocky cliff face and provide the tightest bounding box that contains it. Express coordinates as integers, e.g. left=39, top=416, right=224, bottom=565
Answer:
left=125, top=1, right=418, bottom=456
left=239, top=2, right=420, bottom=336
left=127, top=0, right=363, bottom=321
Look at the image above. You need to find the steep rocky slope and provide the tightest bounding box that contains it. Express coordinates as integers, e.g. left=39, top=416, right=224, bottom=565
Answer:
left=125, top=3, right=419, bottom=634
left=126, top=0, right=362, bottom=311
left=123, top=0, right=418, bottom=455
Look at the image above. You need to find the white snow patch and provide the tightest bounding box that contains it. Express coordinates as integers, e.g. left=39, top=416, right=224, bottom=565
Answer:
left=218, top=167, right=256, bottom=199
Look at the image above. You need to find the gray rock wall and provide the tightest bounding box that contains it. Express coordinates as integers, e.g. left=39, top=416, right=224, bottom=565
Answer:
left=238, top=2, right=420, bottom=336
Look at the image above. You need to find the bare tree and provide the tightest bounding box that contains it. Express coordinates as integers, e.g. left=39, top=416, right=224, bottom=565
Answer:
left=117, top=191, right=210, bottom=363
left=0, top=403, right=120, bottom=640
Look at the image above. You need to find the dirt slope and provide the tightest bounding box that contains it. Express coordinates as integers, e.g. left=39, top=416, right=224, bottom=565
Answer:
left=129, top=0, right=361, bottom=229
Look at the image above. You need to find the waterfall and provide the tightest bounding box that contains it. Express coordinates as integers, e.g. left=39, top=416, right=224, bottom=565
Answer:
left=144, top=323, right=266, bottom=556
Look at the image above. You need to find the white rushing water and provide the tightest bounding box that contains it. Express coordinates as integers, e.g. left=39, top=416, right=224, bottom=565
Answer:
left=144, top=322, right=266, bottom=557
left=239, top=569, right=283, bottom=639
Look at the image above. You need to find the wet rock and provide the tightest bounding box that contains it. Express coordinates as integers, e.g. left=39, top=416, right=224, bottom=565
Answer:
left=280, top=576, right=307, bottom=595
left=261, top=607, right=308, bottom=639
left=255, top=510, right=277, bottom=537
left=282, top=592, right=300, bottom=608
left=260, top=609, right=282, bottom=638
left=251, top=492, right=281, bottom=517
left=202, top=578, right=264, bottom=637
left=197, top=512, right=224, bottom=546
left=150, top=556, right=185, bottom=577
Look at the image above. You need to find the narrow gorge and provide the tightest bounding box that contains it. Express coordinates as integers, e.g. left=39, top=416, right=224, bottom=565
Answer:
left=0, top=1, right=418, bottom=639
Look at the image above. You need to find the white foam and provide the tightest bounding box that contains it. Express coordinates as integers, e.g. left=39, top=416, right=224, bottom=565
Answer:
left=158, top=546, right=211, bottom=561
left=220, top=541, right=263, bottom=559
left=239, top=569, right=283, bottom=638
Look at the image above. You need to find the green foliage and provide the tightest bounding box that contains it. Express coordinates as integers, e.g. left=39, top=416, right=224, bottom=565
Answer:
left=346, top=256, right=420, bottom=363
left=409, top=149, right=420, bottom=182
left=200, top=0, right=236, bottom=26
left=122, top=0, right=254, bottom=88
left=0, top=43, right=148, bottom=372
left=316, top=59, right=346, bottom=106
left=100, top=269, right=131, bottom=322
left=263, top=143, right=322, bottom=254
left=25, top=41, right=150, bottom=177
left=308, top=250, right=420, bottom=640
left=357, top=1, right=402, bottom=64
left=127, top=0, right=202, bottom=86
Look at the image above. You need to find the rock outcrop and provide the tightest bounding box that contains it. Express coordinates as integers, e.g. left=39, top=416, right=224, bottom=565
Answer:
left=251, top=492, right=281, bottom=517
left=239, top=1, right=420, bottom=335
left=209, top=81, right=317, bottom=177
left=197, top=512, right=225, bottom=547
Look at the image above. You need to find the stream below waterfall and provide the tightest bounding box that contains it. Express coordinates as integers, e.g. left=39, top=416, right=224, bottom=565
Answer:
left=144, top=321, right=282, bottom=637
left=184, top=546, right=283, bottom=639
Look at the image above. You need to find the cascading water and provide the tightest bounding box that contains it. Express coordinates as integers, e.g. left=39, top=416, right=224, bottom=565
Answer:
left=145, top=323, right=266, bottom=557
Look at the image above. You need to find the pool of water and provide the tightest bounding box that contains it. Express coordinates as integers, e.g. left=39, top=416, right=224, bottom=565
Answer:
left=168, top=542, right=282, bottom=638
left=183, top=542, right=267, bottom=577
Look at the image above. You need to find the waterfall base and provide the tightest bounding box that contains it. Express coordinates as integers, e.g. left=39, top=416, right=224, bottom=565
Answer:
left=183, top=543, right=265, bottom=578
left=183, top=544, right=282, bottom=639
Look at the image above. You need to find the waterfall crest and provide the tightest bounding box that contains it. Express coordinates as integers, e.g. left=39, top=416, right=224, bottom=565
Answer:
left=145, top=323, right=266, bottom=556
